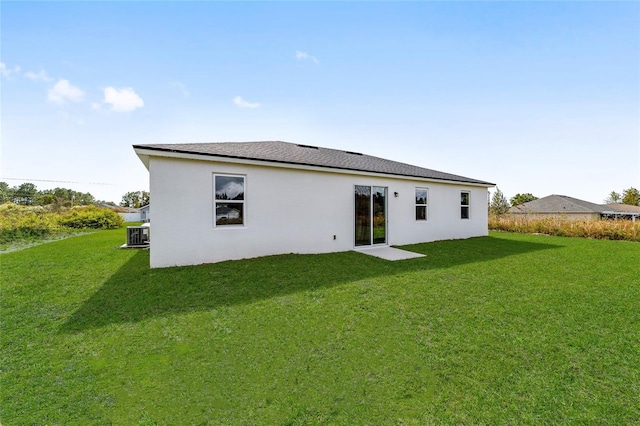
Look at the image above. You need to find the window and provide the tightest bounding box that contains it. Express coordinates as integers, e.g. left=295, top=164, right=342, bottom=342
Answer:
left=415, top=188, right=428, bottom=220
left=461, top=191, right=470, bottom=219
left=214, top=175, right=245, bottom=226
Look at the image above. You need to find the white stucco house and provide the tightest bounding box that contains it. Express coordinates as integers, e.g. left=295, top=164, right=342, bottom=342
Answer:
left=139, top=204, right=150, bottom=222
left=115, top=206, right=142, bottom=222
left=116, top=205, right=150, bottom=222
left=133, top=141, right=494, bottom=268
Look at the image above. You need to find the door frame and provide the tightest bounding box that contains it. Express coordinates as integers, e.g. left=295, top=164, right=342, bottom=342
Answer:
left=354, top=185, right=388, bottom=247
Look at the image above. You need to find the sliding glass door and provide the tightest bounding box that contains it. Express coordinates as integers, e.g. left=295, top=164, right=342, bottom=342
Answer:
left=372, top=187, right=387, bottom=244
left=355, top=186, right=372, bottom=246
left=355, top=185, right=387, bottom=246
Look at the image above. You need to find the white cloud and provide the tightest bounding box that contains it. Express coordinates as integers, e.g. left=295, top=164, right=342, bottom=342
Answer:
left=25, top=69, right=52, bottom=82
left=217, top=181, right=244, bottom=199
left=48, top=79, right=85, bottom=104
left=0, top=62, right=21, bottom=78
left=233, top=96, right=260, bottom=109
left=103, top=86, right=144, bottom=112
left=295, top=51, right=319, bottom=64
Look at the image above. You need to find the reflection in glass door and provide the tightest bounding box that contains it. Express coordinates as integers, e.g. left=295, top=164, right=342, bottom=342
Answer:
left=355, top=186, right=371, bottom=246
left=372, top=187, right=386, bottom=244
left=354, top=185, right=387, bottom=246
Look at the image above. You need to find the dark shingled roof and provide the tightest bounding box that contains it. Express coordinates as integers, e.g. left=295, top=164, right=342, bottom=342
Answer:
left=134, top=141, right=494, bottom=186
left=510, top=195, right=606, bottom=214
left=602, top=203, right=640, bottom=213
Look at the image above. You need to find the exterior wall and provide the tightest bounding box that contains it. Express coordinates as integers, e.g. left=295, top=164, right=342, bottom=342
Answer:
left=509, top=212, right=600, bottom=221
left=149, top=156, right=489, bottom=268
left=139, top=206, right=150, bottom=222
left=119, top=212, right=142, bottom=222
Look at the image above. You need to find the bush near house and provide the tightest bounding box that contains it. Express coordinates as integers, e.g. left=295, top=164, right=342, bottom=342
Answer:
left=0, top=203, right=61, bottom=243
left=489, top=215, right=640, bottom=242
left=58, top=205, right=123, bottom=229
left=0, top=203, right=123, bottom=245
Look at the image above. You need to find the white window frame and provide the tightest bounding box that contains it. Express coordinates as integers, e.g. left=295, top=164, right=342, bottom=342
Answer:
left=461, top=191, right=470, bottom=220
left=213, top=174, right=246, bottom=227
left=415, top=187, right=428, bottom=221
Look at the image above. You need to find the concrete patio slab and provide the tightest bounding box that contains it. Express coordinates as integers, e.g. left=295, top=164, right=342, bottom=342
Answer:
left=354, top=246, right=426, bottom=261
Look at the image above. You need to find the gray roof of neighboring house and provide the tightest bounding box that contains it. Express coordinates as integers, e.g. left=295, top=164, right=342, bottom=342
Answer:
left=133, top=141, right=494, bottom=186
left=510, top=195, right=640, bottom=215
left=509, top=194, right=606, bottom=214
left=100, top=204, right=138, bottom=213
left=602, top=203, right=640, bottom=213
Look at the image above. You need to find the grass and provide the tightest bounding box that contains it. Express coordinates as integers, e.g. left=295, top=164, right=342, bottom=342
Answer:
left=2, top=228, right=639, bottom=424
left=0, top=229, right=93, bottom=253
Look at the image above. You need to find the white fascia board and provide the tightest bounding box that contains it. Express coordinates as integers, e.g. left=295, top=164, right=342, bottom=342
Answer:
left=133, top=147, right=494, bottom=188
left=134, top=149, right=151, bottom=170
left=601, top=210, right=640, bottom=216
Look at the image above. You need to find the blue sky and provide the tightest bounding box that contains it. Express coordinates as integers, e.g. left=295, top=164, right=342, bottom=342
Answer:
left=2, top=2, right=638, bottom=204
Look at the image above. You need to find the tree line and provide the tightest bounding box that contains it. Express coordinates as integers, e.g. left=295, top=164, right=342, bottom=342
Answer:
left=604, top=188, right=640, bottom=206
left=0, top=182, right=149, bottom=209
left=0, top=182, right=96, bottom=207
left=119, top=191, right=150, bottom=208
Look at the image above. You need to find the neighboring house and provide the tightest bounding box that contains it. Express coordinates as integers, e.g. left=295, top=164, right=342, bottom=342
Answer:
left=509, top=194, right=640, bottom=221
left=215, top=205, right=241, bottom=223
left=139, top=204, right=150, bottom=222
left=110, top=205, right=142, bottom=222
left=134, top=141, right=494, bottom=268
left=601, top=203, right=640, bottom=221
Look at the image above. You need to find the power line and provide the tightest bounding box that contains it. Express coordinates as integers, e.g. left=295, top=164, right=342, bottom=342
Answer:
left=0, top=177, right=114, bottom=186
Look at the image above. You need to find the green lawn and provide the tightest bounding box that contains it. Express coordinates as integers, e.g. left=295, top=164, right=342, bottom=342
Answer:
left=2, top=229, right=639, bottom=425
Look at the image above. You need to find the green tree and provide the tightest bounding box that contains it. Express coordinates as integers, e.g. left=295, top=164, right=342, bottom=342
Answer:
left=120, top=190, right=150, bottom=208
left=0, top=182, right=13, bottom=203
left=604, top=191, right=622, bottom=204
left=35, top=187, right=95, bottom=206
left=490, top=187, right=510, bottom=216
left=510, top=193, right=538, bottom=207
left=73, top=191, right=95, bottom=206
left=622, top=187, right=640, bottom=206
left=13, top=183, right=38, bottom=205
left=36, top=193, right=57, bottom=205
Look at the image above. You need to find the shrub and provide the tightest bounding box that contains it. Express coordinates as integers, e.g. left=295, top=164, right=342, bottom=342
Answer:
left=489, top=215, right=640, bottom=242
left=0, top=203, right=62, bottom=243
left=57, top=206, right=124, bottom=230
left=0, top=203, right=124, bottom=245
